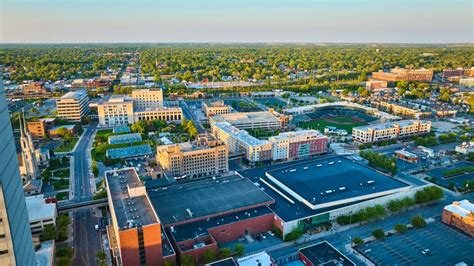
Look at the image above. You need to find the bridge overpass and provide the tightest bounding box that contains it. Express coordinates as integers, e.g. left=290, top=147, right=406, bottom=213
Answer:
left=57, top=198, right=108, bottom=214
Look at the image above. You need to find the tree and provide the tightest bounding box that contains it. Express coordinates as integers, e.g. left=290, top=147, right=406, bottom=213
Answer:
left=411, top=215, right=427, bottom=228
left=372, top=229, right=385, bottom=239
left=92, top=160, right=99, bottom=178
left=394, top=224, right=407, bottom=233
left=219, top=248, right=232, bottom=259
left=234, top=243, right=244, bottom=256
left=352, top=237, right=364, bottom=245
left=181, top=254, right=194, bottom=266
left=42, top=224, right=56, bottom=241
left=96, top=250, right=106, bottom=266
left=202, top=248, right=217, bottom=263
left=285, top=227, right=303, bottom=241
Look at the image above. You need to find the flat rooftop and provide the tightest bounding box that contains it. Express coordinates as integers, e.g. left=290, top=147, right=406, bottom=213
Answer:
left=106, top=168, right=158, bottom=230
left=239, top=155, right=412, bottom=222
left=25, top=195, right=56, bottom=222
left=108, top=133, right=142, bottom=145
left=214, top=111, right=280, bottom=124
left=299, top=241, right=355, bottom=266
left=60, top=89, right=87, bottom=100
left=147, top=175, right=274, bottom=225
left=106, top=144, right=152, bottom=159
left=266, top=156, right=410, bottom=210
left=171, top=206, right=273, bottom=243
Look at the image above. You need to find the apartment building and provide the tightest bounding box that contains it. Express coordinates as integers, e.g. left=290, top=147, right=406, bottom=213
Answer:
left=202, top=100, right=232, bottom=118
left=156, top=134, right=228, bottom=179
left=98, top=94, right=183, bottom=126
left=268, top=130, right=328, bottom=161
left=372, top=101, right=431, bottom=119
left=56, top=89, right=90, bottom=122
left=105, top=168, right=175, bottom=265
left=210, top=109, right=289, bottom=130
left=25, top=195, right=56, bottom=236
left=131, top=88, right=164, bottom=109
left=352, top=120, right=431, bottom=144
left=442, top=200, right=474, bottom=237
left=211, top=122, right=273, bottom=163
left=372, top=67, right=433, bottom=82
left=442, top=67, right=474, bottom=78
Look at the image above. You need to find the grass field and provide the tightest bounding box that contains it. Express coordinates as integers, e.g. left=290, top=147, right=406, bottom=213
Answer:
left=54, top=137, right=79, bottom=152
left=299, top=116, right=368, bottom=133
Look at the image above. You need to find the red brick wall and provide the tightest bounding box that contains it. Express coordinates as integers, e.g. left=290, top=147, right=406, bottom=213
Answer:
left=208, top=213, right=274, bottom=243
left=143, top=224, right=163, bottom=266
left=442, top=210, right=474, bottom=237
left=181, top=241, right=218, bottom=264
left=298, top=252, right=314, bottom=266
left=119, top=228, right=140, bottom=266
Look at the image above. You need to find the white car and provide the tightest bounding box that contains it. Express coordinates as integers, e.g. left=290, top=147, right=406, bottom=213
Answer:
left=95, top=224, right=99, bottom=231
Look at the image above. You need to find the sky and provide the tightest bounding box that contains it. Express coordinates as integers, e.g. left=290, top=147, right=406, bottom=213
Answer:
left=1, top=0, right=473, bottom=43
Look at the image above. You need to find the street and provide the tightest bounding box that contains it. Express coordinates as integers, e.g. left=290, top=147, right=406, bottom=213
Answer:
left=71, top=122, right=102, bottom=266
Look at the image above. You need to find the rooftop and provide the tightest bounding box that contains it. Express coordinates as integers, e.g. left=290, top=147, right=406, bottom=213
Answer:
left=106, top=144, right=152, bottom=159
left=35, top=240, right=55, bottom=266
left=207, top=257, right=237, bottom=266
left=171, top=206, right=273, bottom=243
left=105, top=168, right=159, bottom=230
left=354, top=120, right=430, bottom=131
left=147, top=175, right=274, bottom=225
left=268, top=129, right=324, bottom=142
left=299, top=241, right=355, bottom=266
left=444, top=200, right=474, bottom=220
left=50, top=124, right=76, bottom=131
left=237, top=251, right=273, bottom=266
left=25, top=195, right=56, bottom=222
left=113, top=125, right=131, bottom=134
left=213, top=122, right=270, bottom=146
left=266, top=156, right=410, bottom=210
left=60, top=89, right=87, bottom=100
left=108, top=133, right=142, bottom=145
left=213, top=111, right=280, bottom=124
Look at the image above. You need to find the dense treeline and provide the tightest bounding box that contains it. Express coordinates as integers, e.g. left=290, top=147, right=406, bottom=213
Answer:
left=360, top=150, right=398, bottom=175
left=2, top=44, right=473, bottom=84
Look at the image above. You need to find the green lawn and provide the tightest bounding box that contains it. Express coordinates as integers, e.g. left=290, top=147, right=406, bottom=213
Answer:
left=52, top=178, right=69, bottom=190
left=56, top=192, right=69, bottom=201
left=54, top=138, right=79, bottom=152
left=53, top=169, right=70, bottom=178
left=299, top=117, right=367, bottom=133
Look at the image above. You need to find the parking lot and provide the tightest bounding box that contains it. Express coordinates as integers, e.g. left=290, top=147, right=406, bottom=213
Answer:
left=426, top=161, right=474, bottom=190
left=356, top=221, right=474, bottom=265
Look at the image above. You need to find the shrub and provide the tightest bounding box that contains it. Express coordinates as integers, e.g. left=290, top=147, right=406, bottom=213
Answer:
left=411, top=215, right=427, bottom=228
left=234, top=243, right=244, bottom=256
left=372, top=229, right=385, bottom=239
left=394, top=224, right=407, bottom=233
left=284, top=227, right=303, bottom=241
left=352, top=237, right=364, bottom=245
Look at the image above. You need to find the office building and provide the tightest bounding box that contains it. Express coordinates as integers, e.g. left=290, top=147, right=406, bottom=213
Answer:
left=210, top=109, right=289, bottom=130
left=352, top=120, right=431, bottom=144
left=105, top=168, right=175, bottom=265
left=202, top=100, right=231, bottom=118
left=0, top=79, right=36, bottom=265
left=18, top=111, right=39, bottom=182
left=25, top=195, right=57, bottom=236
left=131, top=88, right=164, bottom=109
left=56, top=89, right=90, bottom=121
left=372, top=67, right=433, bottom=82
left=442, top=200, right=474, bottom=237
left=268, top=130, right=328, bottom=161
left=156, top=134, right=228, bottom=179
left=98, top=95, right=183, bottom=126
left=26, top=118, right=55, bottom=138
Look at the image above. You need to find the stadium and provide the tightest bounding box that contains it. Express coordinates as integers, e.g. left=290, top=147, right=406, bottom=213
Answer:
left=294, top=106, right=379, bottom=133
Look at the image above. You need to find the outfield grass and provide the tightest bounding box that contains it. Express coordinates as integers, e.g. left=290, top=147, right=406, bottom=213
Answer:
left=299, top=117, right=367, bottom=133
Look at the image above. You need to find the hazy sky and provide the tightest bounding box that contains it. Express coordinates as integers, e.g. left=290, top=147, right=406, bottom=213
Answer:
left=1, top=0, right=473, bottom=43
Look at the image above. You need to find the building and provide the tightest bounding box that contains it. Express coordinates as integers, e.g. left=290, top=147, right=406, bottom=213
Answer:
left=21, top=82, right=48, bottom=94
left=0, top=79, right=36, bottom=265
left=35, top=240, right=55, bottom=266
left=48, top=124, right=78, bottom=138
left=97, top=95, right=135, bottom=126
left=372, top=101, right=431, bottom=119
left=442, top=67, right=474, bottom=78
left=26, top=118, right=55, bottom=138
left=210, top=109, right=289, bottom=130
left=268, top=130, right=328, bottom=161
left=56, top=89, right=90, bottom=121
left=237, top=252, right=275, bottom=266
left=131, top=88, right=164, bottom=109
left=455, top=141, right=474, bottom=154
left=298, top=241, right=355, bottom=266
left=105, top=168, right=175, bottom=265
left=395, top=149, right=418, bottom=163
left=372, top=67, right=433, bottom=82
left=366, top=80, right=388, bottom=91
left=156, top=134, right=228, bottom=179
left=98, top=95, right=182, bottom=126
left=460, top=78, right=474, bottom=87
left=211, top=122, right=273, bottom=163
left=442, top=200, right=474, bottom=237
left=352, top=120, right=431, bottom=144
left=25, top=195, right=57, bottom=236
left=202, top=100, right=232, bottom=118
left=18, top=111, right=39, bottom=182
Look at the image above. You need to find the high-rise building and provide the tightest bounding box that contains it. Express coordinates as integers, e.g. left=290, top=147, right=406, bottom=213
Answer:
left=0, top=78, right=36, bottom=265
left=131, top=88, right=164, bottom=109
left=56, top=89, right=90, bottom=121
left=18, top=111, right=39, bottom=183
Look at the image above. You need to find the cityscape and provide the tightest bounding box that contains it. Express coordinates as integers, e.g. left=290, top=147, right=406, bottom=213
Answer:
left=1, top=1, right=474, bottom=266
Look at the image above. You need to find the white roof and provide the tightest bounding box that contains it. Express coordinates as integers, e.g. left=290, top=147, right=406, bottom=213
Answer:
left=35, top=240, right=54, bottom=266
left=237, top=251, right=272, bottom=266
left=25, top=195, right=56, bottom=222
left=444, top=200, right=474, bottom=219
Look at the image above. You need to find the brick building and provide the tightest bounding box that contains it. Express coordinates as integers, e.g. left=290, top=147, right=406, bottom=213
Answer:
left=442, top=200, right=474, bottom=237
left=372, top=67, right=433, bottom=82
